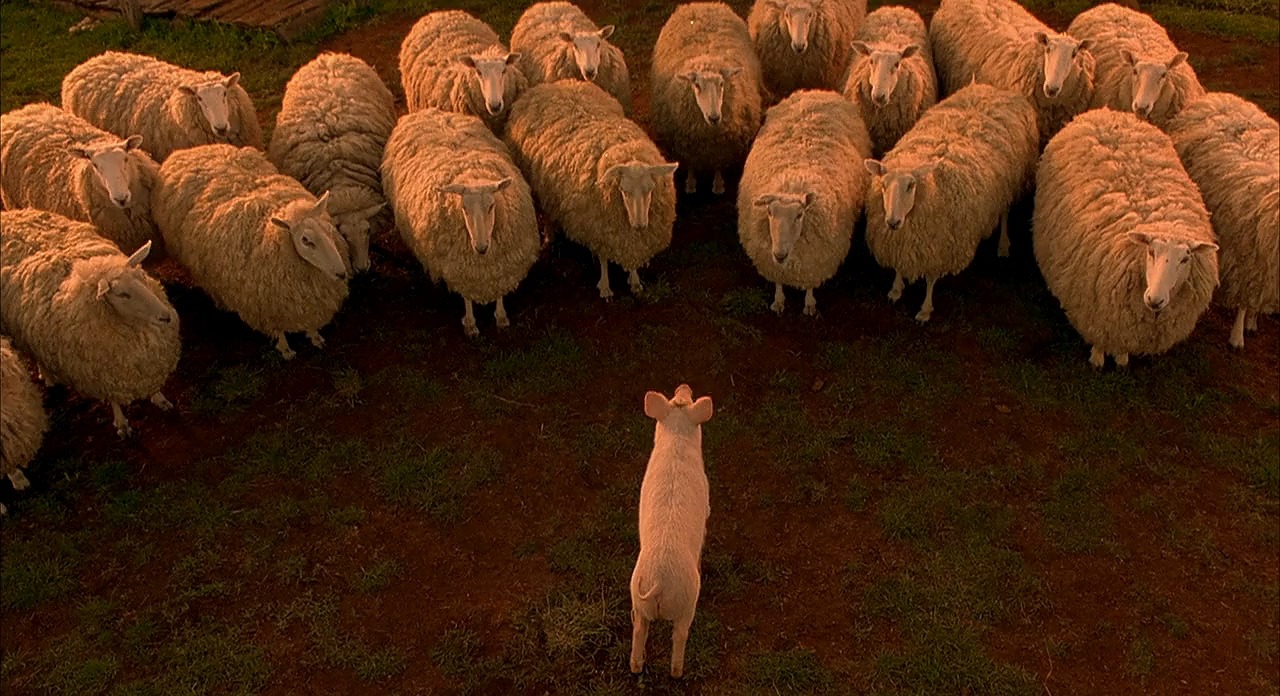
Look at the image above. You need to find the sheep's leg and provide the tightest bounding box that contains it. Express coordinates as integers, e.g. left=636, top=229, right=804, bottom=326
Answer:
left=629, top=607, right=649, bottom=674
left=803, top=288, right=818, bottom=317
left=597, top=256, right=614, bottom=300
left=306, top=330, right=326, bottom=349
left=712, top=170, right=726, bottom=195
left=8, top=468, right=31, bottom=491
left=1115, top=352, right=1130, bottom=369
left=150, top=392, right=173, bottom=411
left=1246, top=310, right=1259, bottom=333
left=670, top=613, right=694, bottom=678
left=888, top=272, right=904, bottom=303
left=462, top=298, right=479, bottom=337
left=684, top=171, right=698, bottom=195
left=495, top=297, right=510, bottom=329
left=540, top=217, right=555, bottom=246
left=628, top=268, right=644, bottom=295
left=997, top=209, right=1010, bottom=258
left=771, top=283, right=786, bottom=315
left=111, top=402, right=132, bottom=438
left=915, top=276, right=936, bottom=323
left=1089, top=346, right=1106, bottom=370
left=1230, top=307, right=1246, bottom=349
left=274, top=333, right=296, bottom=360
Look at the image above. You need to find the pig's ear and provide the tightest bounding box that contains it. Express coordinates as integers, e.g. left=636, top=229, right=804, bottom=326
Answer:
left=687, top=396, right=713, bottom=425
left=644, top=391, right=671, bottom=421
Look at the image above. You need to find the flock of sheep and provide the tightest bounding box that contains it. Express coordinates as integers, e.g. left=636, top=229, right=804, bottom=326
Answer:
left=0, top=0, right=1278, bottom=674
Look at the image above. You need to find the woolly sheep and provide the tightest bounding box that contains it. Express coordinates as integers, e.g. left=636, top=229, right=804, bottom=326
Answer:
left=1, top=103, right=161, bottom=255
left=268, top=52, right=396, bottom=274
left=1165, top=92, right=1279, bottom=349
left=650, top=2, right=764, bottom=196
left=154, top=144, right=350, bottom=360
left=0, top=209, right=180, bottom=438
left=748, top=0, right=866, bottom=98
left=399, top=10, right=528, bottom=133
left=863, top=82, right=1038, bottom=322
left=737, top=90, right=872, bottom=316
left=61, top=51, right=262, bottom=161
left=1069, top=3, right=1204, bottom=128
left=505, top=81, right=678, bottom=300
left=1035, top=108, right=1219, bottom=369
left=630, top=384, right=714, bottom=679
left=382, top=109, right=540, bottom=336
left=510, top=2, right=632, bottom=112
left=1, top=337, right=48, bottom=498
left=930, top=0, right=1095, bottom=145
left=840, top=6, right=937, bottom=156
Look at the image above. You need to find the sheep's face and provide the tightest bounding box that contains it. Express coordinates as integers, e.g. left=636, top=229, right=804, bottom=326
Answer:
left=644, top=384, right=714, bottom=434
left=753, top=192, right=812, bottom=264
left=459, top=53, right=520, bottom=115
left=1122, top=50, right=1187, bottom=119
left=272, top=191, right=349, bottom=281
left=768, top=0, right=820, bottom=53
left=864, top=159, right=935, bottom=230
left=677, top=68, right=742, bottom=126
left=1127, top=230, right=1217, bottom=312
left=335, top=203, right=384, bottom=274
left=71, top=135, right=143, bottom=208
left=1034, top=32, right=1092, bottom=99
left=604, top=162, right=678, bottom=229
left=179, top=73, right=239, bottom=138
left=559, top=26, right=614, bottom=81
left=438, top=178, right=512, bottom=256
left=852, top=42, right=920, bottom=107
left=93, top=241, right=175, bottom=326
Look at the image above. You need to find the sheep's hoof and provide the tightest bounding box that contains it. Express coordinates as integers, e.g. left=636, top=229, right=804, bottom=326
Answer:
left=495, top=314, right=510, bottom=330
left=684, top=177, right=697, bottom=195
left=1115, top=354, right=1130, bottom=369
left=307, top=331, right=326, bottom=349
left=630, top=659, right=643, bottom=674
left=998, top=244, right=1010, bottom=258
left=151, top=393, right=174, bottom=411
left=116, top=423, right=134, bottom=439
left=8, top=469, right=31, bottom=491
left=463, top=322, right=480, bottom=338
left=1088, top=352, right=1105, bottom=370
left=804, top=304, right=818, bottom=318
left=771, top=299, right=785, bottom=315
left=599, top=287, right=614, bottom=301
left=279, top=348, right=297, bottom=361
left=888, top=288, right=902, bottom=303
left=915, top=309, right=932, bottom=323
left=670, top=664, right=684, bottom=678
left=1229, top=335, right=1245, bottom=350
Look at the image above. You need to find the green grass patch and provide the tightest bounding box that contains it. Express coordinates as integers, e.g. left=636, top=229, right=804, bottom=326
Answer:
left=721, top=287, right=770, bottom=318
left=377, top=438, right=500, bottom=521
left=744, top=648, right=836, bottom=694
left=351, top=557, right=402, bottom=594
left=2, top=532, right=81, bottom=610
left=1041, top=463, right=1114, bottom=554
left=275, top=591, right=407, bottom=682
left=1148, top=4, right=1280, bottom=43
left=479, top=328, right=584, bottom=398
left=873, top=619, right=1039, bottom=696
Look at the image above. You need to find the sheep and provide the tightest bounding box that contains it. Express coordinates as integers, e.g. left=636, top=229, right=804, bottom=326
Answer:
left=630, top=384, right=714, bottom=679
left=737, top=90, right=872, bottom=316
left=1069, top=3, right=1204, bottom=128
left=60, top=51, right=262, bottom=162
left=505, top=81, right=678, bottom=300
left=863, top=82, right=1039, bottom=322
left=268, top=52, right=396, bottom=274
left=153, top=144, right=350, bottom=360
left=650, top=2, right=764, bottom=196
left=1034, top=108, right=1219, bottom=369
left=510, top=1, right=632, bottom=112
left=747, top=0, right=866, bottom=98
left=398, top=10, right=528, bottom=133
left=840, top=6, right=937, bottom=156
left=929, top=0, right=1095, bottom=146
left=0, top=209, right=180, bottom=438
left=1165, top=92, right=1279, bottom=349
left=382, top=109, right=540, bottom=336
left=1, top=103, right=160, bottom=255
left=1, top=337, right=48, bottom=498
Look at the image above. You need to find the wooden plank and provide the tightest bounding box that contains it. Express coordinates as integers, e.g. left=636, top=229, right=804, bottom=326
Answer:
left=210, top=0, right=266, bottom=23
left=260, top=0, right=321, bottom=24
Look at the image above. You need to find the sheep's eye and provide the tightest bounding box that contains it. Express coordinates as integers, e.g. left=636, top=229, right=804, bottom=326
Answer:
left=304, top=238, right=316, bottom=248
left=905, top=181, right=915, bottom=191
left=118, top=292, right=131, bottom=299
left=1179, top=255, right=1189, bottom=263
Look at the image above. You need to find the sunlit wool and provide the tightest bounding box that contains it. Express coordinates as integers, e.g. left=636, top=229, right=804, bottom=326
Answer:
left=839, top=6, right=937, bottom=156
left=748, top=0, right=865, bottom=99
left=510, top=1, right=632, bottom=113
left=0, top=337, right=48, bottom=494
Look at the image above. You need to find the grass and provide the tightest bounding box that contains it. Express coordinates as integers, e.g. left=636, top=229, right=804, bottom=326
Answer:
left=351, top=557, right=402, bottom=594
left=274, top=591, right=407, bottom=682
left=1041, top=463, right=1115, bottom=554
left=2, top=533, right=81, bottom=610
left=376, top=438, right=500, bottom=521
left=744, top=648, right=836, bottom=694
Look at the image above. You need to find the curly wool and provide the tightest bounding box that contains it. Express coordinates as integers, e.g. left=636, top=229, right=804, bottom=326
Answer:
left=268, top=52, right=396, bottom=233
left=1069, top=4, right=1203, bottom=128
left=1034, top=108, right=1218, bottom=357
left=0, top=337, right=48, bottom=484
left=649, top=2, right=764, bottom=175
left=865, top=83, right=1038, bottom=281
left=839, top=7, right=937, bottom=156
left=748, top=0, right=865, bottom=98
left=381, top=110, right=539, bottom=304
left=0, top=209, right=180, bottom=405
left=506, top=81, right=676, bottom=272
left=61, top=51, right=262, bottom=161
left=930, top=0, right=1095, bottom=144
left=154, top=145, right=349, bottom=338
left=399, top=11, right=528, bottom=132
left=738, top=90, right=872, bottom=289
left=510, top=2, right=632, bottom=112
left=1166, top=93, right=1279, bottom=316
left=1, top=103, right=161, bottom=254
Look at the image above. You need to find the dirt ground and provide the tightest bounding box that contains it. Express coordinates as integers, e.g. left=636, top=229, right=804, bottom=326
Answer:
left=2, top=1, right=1278, bottom=695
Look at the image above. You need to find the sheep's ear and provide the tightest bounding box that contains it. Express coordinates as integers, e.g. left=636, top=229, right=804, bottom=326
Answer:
left=1189, top=241, right=1218, bottom=254
left=270, top=217, right=291, bottom=230
left=358, top=202, right=386, bottom=218
left=863, top=159, right=886, bottom=176
left=438, top=183, right=467, bottom=195
left=1076, top=39, right=1094, bottom=53
left=123, top=134, right=144, bottom=151
left=802, top=191, right=814, bottom=207
left=224, top=72, right=240, bottom=89
left=97, top=278, right=112, bottom=299
left=125, top=240, right=152, bottom=267
left=1126, top=230, right=1153, bottom=246
left=457, top=55, right=478, bottom=69
left=1121, top=49, right=1136, bottom=66
left=643, top=391, right=671, bottom=421
left=69, top=143, right=93, bottom=159
left=900, top=44, right=920, bottom=59
left=687, top=396, right=714, bottom=425
left=492, top=177, right=512, bottom=192
left=558, top=31, right=574, bottom=42
left=850, top=41, right=871, bottom=56
left=178, top=84, right=198, bottom=95
left=676, top=71, right=696, bottom=83
left=1167, top=52, right=1188, bottom=69
left=602, top=164, right=623, bottom=181
left=599, top=25, right=615, bottom=40
left=753, top=194, right=776, bottom=207
left=723, top=66, right=743, bottom=78
left=650, top=162, right=679, bottom=177
left=1033, top=31, right=1049, bottom=46
left=913, top=161, right=937, bottom=178
left=505, top=52, right=521, bottom=66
